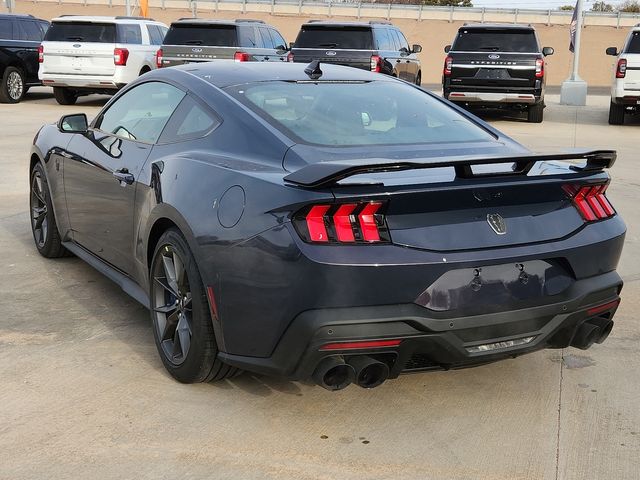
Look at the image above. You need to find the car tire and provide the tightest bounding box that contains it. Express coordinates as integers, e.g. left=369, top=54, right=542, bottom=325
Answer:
left=0, top=66, right=26, bottom=104
left=29, top=163, right=70, bottom=258
left=415, top=72, right=422, bottom=86
left=150, top=228, right=239, bottom=383
left=53, top=87, right=78, bottom=106
left=608, top=101, right=625, bottom=125
left=527, top=103, right=544, bottom=123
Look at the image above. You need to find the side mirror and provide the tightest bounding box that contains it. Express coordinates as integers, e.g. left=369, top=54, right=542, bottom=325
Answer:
left=444, top=45, right=451, bottom=53
left=289, top=41, right=295, bottom=49
left=606, top=46, right=619, bottom=56
left=542, top=47, right=554, bottom=56
left=412, top=44, right=422, bottom=54
left=275, top=44, right=287, bottom=53
left=57, top=113, right=88, bottom=133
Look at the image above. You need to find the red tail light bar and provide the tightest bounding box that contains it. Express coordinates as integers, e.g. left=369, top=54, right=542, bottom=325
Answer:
left=294, top=202, right=390, bottom=244
left=234, top=51, right=251, bottom=62
left=38, top=44, right=44, bottom=63
left=616, top=58, right=627, bottom=79
left=370, top=55, right=382, bottom=73
left=535, top=58, right=544, bottom=78
left=563, top=183, right=616, bottom=222
left=443, top=56, right=453, bottom=76
left=155, top=48, right=163, bottom=68
left=319, top=339, right=401, bottom=351
left=114, top=48, right=129, bottom=66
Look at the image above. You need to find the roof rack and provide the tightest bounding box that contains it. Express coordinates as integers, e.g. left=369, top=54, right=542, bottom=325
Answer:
left=115, top=16, right=155, bottom=21
left=235, top=19, right=265, bottom=23
left=178, top=17, right=198, bottom=21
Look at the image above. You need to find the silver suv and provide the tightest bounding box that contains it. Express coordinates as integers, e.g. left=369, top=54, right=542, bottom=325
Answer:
left=39, top=15, right=168, bottom=105
left=606, top=25, right=640, bottom=125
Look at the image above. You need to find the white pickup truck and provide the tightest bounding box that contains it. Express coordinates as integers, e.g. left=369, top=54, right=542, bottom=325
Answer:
left=39, top=15, right=167, bottom=105
left=607, top=25, right=640, bottom=125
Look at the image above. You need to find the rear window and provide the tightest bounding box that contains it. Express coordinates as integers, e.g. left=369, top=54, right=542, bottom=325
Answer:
left=625, top=31, right=640, bottom=54
left=45, top=22, right=116, bottom=43
left=452, top=29, right=539, bottom=53
left=163, top=24, right=237, bottom=47
left=295, top=26, right=373, bottom=50
left=226, top=81, right=494, bottom=147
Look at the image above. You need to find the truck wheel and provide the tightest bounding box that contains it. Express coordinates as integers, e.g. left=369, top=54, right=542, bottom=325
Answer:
left=527, top=103, right=544, bottom=123
left=53, top=87, right=78, bottom=106
left=0, top=66, right=25, bottom=103
left=608, top=101, right=625, bottom=125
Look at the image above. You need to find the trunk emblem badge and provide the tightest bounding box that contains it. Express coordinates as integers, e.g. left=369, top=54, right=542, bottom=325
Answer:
left=488, top=54, right=500, bottom=59
left=326, top=51, right=337, bottom=56
left=487, top=214, right=507, bottom=235
left=192, top=48, right=203, bottom=53
left=73, top=44, right=81, bottom=48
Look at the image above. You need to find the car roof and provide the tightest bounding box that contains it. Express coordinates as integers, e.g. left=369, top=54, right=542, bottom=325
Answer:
left=166, top=61, right=389, bottom=89
left=0, top=13, right=41, bottom=20
left=171, top=18, right=267, bottom=26
left=459, top=23, right=535, bottom=30
left=51, top=15, right=161, bottom=24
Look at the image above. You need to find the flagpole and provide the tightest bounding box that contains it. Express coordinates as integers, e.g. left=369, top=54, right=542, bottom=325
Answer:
left=560, top=0, right=587, bottom=105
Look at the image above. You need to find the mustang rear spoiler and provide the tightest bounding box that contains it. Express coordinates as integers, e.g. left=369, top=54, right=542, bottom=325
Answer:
left=283, top=149, right=617, bottom=189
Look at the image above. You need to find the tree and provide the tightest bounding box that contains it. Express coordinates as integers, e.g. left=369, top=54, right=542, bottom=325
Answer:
left=592, top=1, right=614, bottom=11
left=617, top=0, right=640, bottom=12
left=558, top=5, right=575, bottom=10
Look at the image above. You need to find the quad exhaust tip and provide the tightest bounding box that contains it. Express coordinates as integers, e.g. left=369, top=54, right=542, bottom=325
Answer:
left=571, top=318, right=614, bottom=350
left=348, top=356, right=390, bottom=389
left=312, top=356, right=390, bottom=390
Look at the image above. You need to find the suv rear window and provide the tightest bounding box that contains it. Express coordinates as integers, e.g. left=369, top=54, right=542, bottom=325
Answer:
left=45, top=22, right=116, bottom=43
left=453, top=29, right=539, bottom=53
left=295, top=26, right=373, bottom=50
left=626, top=32, right=640, bottom=54
left=163, top=24, right=237, bottom=46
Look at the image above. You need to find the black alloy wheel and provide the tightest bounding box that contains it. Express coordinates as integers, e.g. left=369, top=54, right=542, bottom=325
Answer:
left=149, top=229, right=239, bottom=383
left=29, top=163, right=68, bottom=258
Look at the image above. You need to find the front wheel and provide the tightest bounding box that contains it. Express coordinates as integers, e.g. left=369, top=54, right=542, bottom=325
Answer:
left=0, top=66, right=25, bottom=103
left=150, top=229, right=239, bottom=383
left=53, top=87, right=78, bottom=105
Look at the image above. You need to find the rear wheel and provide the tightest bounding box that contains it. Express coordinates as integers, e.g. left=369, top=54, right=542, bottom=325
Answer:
left=150, top=229, right=238, bottom=383
left=29, top=163, right=69, bottom=258
left=53, top=87, right=78, bottom=105
left=527, top=103, right=544, bottom=123
left=0, top=66, right=25, bottom=103
left=608, top=101, right=625, bottom=125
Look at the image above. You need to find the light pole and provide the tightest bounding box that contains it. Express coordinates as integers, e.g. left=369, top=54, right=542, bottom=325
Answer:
left=560, top=0, right=588, bottom=105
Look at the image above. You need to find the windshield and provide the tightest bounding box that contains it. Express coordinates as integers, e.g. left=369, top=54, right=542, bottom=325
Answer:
left=626, top=31, right=640, bottom=54
left=226, top=81, right=495, bottom=147
left=452, top=29, right=539, bottom=53
left=163, top=24, right=237, bottom=46
left=45, top=22, right=116, bottom=43
left=295, top=26, right=373, bottom=49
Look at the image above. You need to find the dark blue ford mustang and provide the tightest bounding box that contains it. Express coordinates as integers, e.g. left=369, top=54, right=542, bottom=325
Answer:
left=29, top=62, right=625, bottom=390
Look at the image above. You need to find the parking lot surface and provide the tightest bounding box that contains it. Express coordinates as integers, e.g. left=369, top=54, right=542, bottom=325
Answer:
left=1, top=89, right=638, bottom=480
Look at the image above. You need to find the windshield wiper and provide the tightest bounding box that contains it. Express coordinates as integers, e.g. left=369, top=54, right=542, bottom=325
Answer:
left=478, top=46, right=501, bottom=51
left=185, top=40, right=203, bottom=45
left=318, top=43, right=338, bottom=48
left=65, top=37, right=84, bottom=41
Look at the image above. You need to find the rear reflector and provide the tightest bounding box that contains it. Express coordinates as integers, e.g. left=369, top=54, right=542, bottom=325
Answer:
left=206, top=286, right=219, bottom=320
left=295, top=202, right=389, bottom=244
left=562, top=183, right=616, bottom=222
left=320, top=339, right=402, bottom=351
left=587, top=299, right=620, bottom=316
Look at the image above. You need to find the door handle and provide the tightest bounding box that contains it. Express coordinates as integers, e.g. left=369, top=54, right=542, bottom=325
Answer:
left=263, top=56, right=269, bottom=61
left=113, top=169, right=134, bottom=186
left=396, top=59, right=401, bottom=63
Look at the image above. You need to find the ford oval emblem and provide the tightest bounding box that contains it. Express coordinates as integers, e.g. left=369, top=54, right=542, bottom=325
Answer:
left=73, top=44, right=81, bottom=48
left=488, top=54, right=500, bottom=60
left=326, top=51, right=337, bottom=56
left=192, top=48, right=203, bottom=53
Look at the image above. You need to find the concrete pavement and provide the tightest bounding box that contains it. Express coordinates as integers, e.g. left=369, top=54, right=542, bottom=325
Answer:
left=0, top=89, right=638, bottom=480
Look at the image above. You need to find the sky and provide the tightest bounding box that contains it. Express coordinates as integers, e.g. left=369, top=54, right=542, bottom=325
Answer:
left=472, top=0, right=628, bottom=8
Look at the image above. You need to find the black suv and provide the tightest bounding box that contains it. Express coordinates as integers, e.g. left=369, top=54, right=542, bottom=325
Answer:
left=291, top=21, right=422, bottom=85
left=158, top=18, right=289, bottom=68
left=442, top=24, right=554, bottom=123
left=0, top=13, right=49, bottom=103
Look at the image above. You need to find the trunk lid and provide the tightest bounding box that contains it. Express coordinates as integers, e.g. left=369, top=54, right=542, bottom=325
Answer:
left=292, top=24, right=373, bottom=70
left=449, top=52, right=539, bottom=89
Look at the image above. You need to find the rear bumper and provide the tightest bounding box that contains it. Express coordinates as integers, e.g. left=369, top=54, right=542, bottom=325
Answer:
left=218, top=269, right=623, bottom=380
left=447, top=91, right=538, bottom=104
left=39, top=70, right=133, bottom=90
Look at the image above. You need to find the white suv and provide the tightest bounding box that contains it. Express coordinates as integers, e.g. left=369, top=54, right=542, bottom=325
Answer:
left=607, top=25, right=640, bottom=125
left=39, top=16, right=168, bottom=105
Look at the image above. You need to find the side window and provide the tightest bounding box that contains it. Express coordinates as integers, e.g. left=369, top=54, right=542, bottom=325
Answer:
left=39, top=21, right=50, bottom=39
left=238, top=25, right=258, bottom=48
left=395, top=30, right=410, bottom=51
left=117, top=24, right=142, bottom=45
left=375, top=28, right=392, bottom=51
left=159, top=96, right=220, bottom=143
left=18, top=21, right=43, bottom=41
left=146, top=24, right=163, bottom=45
left=96, top=82, right=185, bottom=144
left=258, top=27, right=275, bottom=49
left=159, top=26, right=168, bottom=40
left=0, top=19, right=13, bottom=40
left=269, top=29, right=286, bottom=49
left=389, top=30, right=402, bottom=51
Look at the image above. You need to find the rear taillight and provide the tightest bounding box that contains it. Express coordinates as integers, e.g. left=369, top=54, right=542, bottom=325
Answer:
left=616, top=58, right=627, bottom=78
left=535, top=58, right=544, bottom=78
left=319, top=339, right=402, bottom=351
left=443, top=56, right=453, bottom=76
left=370, top=55, right=382, bottom=73
left=234, top=51, right=251, bottom=62
left=295, top=202, right=389, bottom=244
left=287, top=51, right=294, bottom=62
left=563, top=183, right=616, bottom=222
left=155, top=48, right=163, bottom=68
left=114, top=48, right=129, bottom=66
left=38, top=44, right=44, bottom=63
